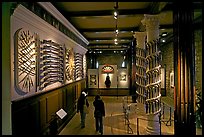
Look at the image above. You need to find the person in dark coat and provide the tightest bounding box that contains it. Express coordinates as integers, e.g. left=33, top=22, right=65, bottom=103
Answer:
left=105, top=75, right=111, bottom=88
left=77, top=91, right=89, bottom=128
left=93, top=95, right=105, bottom=135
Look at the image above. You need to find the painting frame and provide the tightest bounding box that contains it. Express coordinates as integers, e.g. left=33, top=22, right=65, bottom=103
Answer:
left=170, top=72, right=174, bottom=88
left=119, top=74, right=126, bottom=81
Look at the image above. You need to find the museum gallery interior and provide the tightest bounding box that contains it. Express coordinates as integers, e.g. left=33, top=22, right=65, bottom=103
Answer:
left=2, top=2, right=203, bottom=135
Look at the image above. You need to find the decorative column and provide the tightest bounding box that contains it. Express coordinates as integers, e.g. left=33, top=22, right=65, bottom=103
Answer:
left=134, top=32, right=147, bottom=103
left=173, top=2, right=196, bottom=136
left=141, top=14, right=161, bottom=135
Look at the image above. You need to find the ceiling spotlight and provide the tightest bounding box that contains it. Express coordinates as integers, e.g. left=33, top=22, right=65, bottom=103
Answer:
left=114, top=38, right=117, bottom=42
left=115, top=29, right=119, bottom=34
left=114, top=11, right=118, bottom=16
left=113, top=2, right=118, bottom=20
left=114, top=11, right=118, bottom=19
left=161, top=32, right=168, bottom=37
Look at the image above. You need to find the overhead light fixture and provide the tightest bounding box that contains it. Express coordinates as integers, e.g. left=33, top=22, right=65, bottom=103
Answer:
left=114, top=11, right=118, bottom=19
left=114, top=2, right=119, bottom=45
left=113, top=2, right=118, bottom=20
left=115, top=29, right=119, bottom=34
left=114, top=11, right=118, bottom=16
left=161, top=32, right=168, bottom=37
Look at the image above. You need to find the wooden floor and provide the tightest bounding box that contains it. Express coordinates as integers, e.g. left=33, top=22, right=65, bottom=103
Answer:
left=59, top=96, right=202, bottom=135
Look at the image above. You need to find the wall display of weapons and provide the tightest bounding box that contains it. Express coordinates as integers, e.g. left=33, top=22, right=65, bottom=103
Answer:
left=14, top=28, right=85, bottom=95
left=82, top=55, right=87, bottom=79
left=145, top=39, right=161, bottom=114
left=74, top=52, right=83, bottom=80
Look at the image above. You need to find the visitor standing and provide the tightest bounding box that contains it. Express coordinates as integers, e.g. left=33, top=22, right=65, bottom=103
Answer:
left=93, top=95, right=105, bottom=135
left=77, top=91, right=89, bottom=128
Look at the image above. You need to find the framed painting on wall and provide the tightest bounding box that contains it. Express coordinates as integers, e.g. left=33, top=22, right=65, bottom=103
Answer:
left=119, top=74, right=126, bottom=81
left=90, top=75, right=97, bottom=85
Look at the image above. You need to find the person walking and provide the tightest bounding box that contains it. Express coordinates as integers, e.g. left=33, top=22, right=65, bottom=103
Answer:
left=77, top=91, right=89, bottom=128
left=93, top=95, right=105, bottom=135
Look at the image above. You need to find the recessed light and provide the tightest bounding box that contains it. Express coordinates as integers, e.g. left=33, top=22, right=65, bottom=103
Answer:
left=161, top=32, right=168, bottom=37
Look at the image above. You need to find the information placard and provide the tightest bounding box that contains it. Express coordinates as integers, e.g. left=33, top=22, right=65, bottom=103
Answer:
left=56, top=108, right=67, bottom=119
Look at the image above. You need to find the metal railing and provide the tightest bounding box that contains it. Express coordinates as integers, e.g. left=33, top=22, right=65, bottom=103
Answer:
left=108, top=95, right=174, bottom=135
left=136, top=102, right=174, bottom=135
left=123, top=103, right=134, bottom=134
left=122, top=95, right=137, bottom=134
left=160, top=102, right=174, bottom=126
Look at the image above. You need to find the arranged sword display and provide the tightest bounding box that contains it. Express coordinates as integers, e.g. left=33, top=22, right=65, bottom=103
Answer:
left=15, top=29, right=37, bottom=93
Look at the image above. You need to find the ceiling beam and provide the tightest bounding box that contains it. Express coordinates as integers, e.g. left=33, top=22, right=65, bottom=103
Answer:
left=63, top=9, right=149, bottom=17
left=87, top=37, right=132, bottom=40
left=87, top=44, right=129, bottom=50
left=79, top=27, right=139, bottom=32
left=148, top=2, right=169, bottom=14
left=80, top=24, right=172, bottom=33
left=89, top=42, right=131, bottom=45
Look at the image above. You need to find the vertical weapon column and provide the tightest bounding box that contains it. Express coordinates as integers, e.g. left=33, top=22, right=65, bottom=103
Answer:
left=75, top=53, right=83, bottom=80
left=136, top=47, right=146, bottom=103
left=145, top=39, right=161, bottom=114
left=82, top=55, right=87, bottom=79
left=39, top=40, right=64, bottom=90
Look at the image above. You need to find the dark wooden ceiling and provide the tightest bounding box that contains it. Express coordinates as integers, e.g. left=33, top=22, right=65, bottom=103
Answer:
left=52, top=2, right=202, bottom=50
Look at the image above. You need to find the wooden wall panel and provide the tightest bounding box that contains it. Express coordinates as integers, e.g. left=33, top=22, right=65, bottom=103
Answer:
left=29, top=102, right=40, bottom=135
left=66, top=86, right=74, bottom=116
left=58, top=90, right=63, bottom=110
left=62, top=88, right=67, bottom=111
left=12, top=79, right=86, bottom=135
left=12, top=106, right=29, bottom=135
left=39, top=98, right=47, bottom=130
left=46, top=93, right=59, bottom=123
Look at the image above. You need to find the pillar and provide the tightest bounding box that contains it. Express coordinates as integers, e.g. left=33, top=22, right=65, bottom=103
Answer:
left=173, top=2, right=196, bottom=136
left=2, top=2, right=14, bottom=135
left=130, top=39, right=137, bottom=102
left=141, top=14, right=161, bottom=135
left=134, top=32, right=146, bottom=103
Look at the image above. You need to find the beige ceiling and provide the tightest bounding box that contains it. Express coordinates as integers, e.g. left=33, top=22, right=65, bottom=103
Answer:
left=52, top=2, right=202, bottom=50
